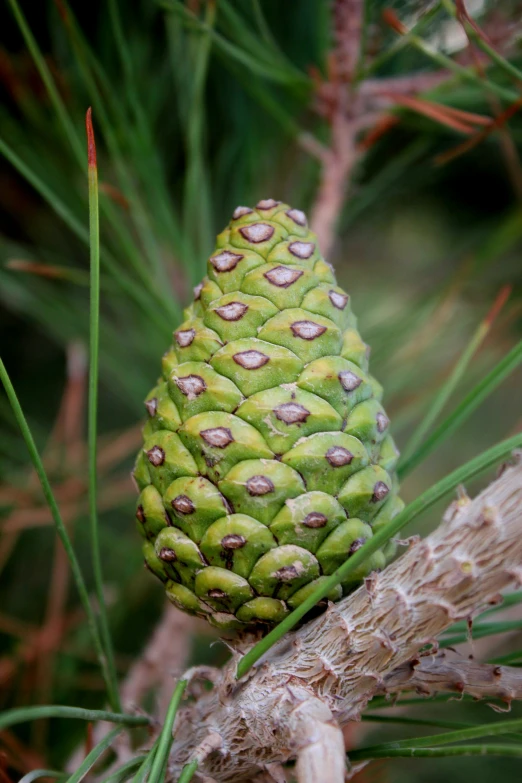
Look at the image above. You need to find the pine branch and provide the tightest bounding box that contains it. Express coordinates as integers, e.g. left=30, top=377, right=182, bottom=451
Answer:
left=379, top=651, right=522, bottom=705
left=166, top=455, right=522, bottom=782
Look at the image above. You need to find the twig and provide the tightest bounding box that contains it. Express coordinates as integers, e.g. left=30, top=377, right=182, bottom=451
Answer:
left=310, top=1, right=365, bottom=257
left=379, top=651, right=522, bottom=704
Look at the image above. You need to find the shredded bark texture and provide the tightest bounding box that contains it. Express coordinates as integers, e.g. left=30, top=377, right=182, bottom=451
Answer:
left=167, top=457, right=522, bottom=782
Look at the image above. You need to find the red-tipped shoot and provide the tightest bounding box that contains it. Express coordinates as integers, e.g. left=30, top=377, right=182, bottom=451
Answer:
left=85, top=107, right=96, bottom=169
left=484, top=285, right=512, bottom=329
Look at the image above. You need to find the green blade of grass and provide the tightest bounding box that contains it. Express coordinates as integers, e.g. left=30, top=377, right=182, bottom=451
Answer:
left=236, top=430, right=522, bottom=679
left=59, top=2, right=172, bottom=298
left=182, top=0, right=216, bottom=271
left=101, top=757, right=147, bottom=783
left=360, top=2, right=444, bottom=79
left=0, top=136, right=170, bottom=333
left=489, top=650, right=522, bottom=665
left=400, top=285, right=512, bottom=464
left=66, top=726, right=123, bottom=783
left=350, top=744, right=522, bottom=760
left=219, top=0, right=304, bottom=81
left=148, top=679, right=187, bottom=783
left=86, top=109, right=121, bottom=713
left=8, top=0, right=176, bottom=323
left=366, top=693, right=476, bottom=710
left=105, top=0, right=182, bottom=288
left=0, top=359, right=121, bottom=707
left=6, top=0, right=84, bottom=166
left=132, top=737, right=161, bottom=783
left=160, top=0, right=310, bottom=91
left=0, top=706, right=149, bottom=731
left=398, top=339, right=522, bottom=478
left=177, top=760, right=198, bottom=783
left=0, top=136, right=88, bottom=241
left=361, top=715, right=473, bottom=730
left=355, top=0, right=370, bottom=78
left=251, top=0, right=279, bottom=50
left=351, top=716, right=522, bottom=758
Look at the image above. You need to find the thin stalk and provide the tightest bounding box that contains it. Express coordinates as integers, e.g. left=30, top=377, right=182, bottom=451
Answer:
left=0, top=360, right=119, bottom=706
left=399, top=339, right=522, bottom=478
left=490, top=650, right=522, bottom=665
left=367, top=693, right=474, bottom=710
left=0, top=705, right=149, bottom=731
left=132, top=738, right=161, bottom=783
left=100, top=757, right=147, bottom=783
left=6, top=0, right=84, bottom=166
left=66, top=726, right=123, bottom=783
left=177, top=760, right=198, bottom=783
left=355, top=0, right=370, bottom=79
left=251, top=0, right=279, bottom=49
left=236, top=431, right=522, bottom=678
left=0, top=136, right=88, bottom=241
left=148, top=679, right=187, bottom=783
left=86, top=109, right=121, bottom=713
left=352, top=716, right=522, bottom=756
left=401, top=285, right=512, bottom=464
left=0, top=136, right=169, bottom=332
left=160, top=1, right=309, bottom=90
left=361, top=715, right=473, bottom=730
left=350, top=744, right=522, bottom=760
left=183, top=0, right=216, bottom=271
left=360, top=2, right=444, bottom=78
left=8, top=0, right=175, bottom=323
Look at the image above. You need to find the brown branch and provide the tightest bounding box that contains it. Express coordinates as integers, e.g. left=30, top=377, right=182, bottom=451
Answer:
left=310, top=1, right=364, bottom=257
left=166, top=456, right=522, bottom=782
left=379, top=651, right=522, bottom=705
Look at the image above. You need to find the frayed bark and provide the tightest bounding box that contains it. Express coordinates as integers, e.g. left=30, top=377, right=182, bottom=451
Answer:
left=167, top=457, right=522, bottom=782
left=380, top=652, right=522, bottom=705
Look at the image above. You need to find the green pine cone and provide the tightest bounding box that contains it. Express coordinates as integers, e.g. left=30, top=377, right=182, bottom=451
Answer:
left=133, top=200, right=404, bottom=631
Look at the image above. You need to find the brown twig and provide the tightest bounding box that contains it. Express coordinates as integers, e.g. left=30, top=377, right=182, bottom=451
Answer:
left=310, top=1, right=365, bottom=257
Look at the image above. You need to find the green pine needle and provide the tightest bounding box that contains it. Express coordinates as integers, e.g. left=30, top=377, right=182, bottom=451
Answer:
left=0, top=358, right=121, bottom=710
left=177, top=760, right=199, bottom=783
left=400, top=286, right=511, bottom=466
left=0, top=705, right=149, bottom=731
left=148, top=679, right=187, bottom=783
left=100, top=757, right=147, bottom=783
left=66, top=726, right=123, bottom=783
left=350, top=744, right=522, bottom=760
left=351, top=715, right=522, bottom=759
left=399, top=339, right=522, bottom=478
left=86, top=108, right=121, bottom=714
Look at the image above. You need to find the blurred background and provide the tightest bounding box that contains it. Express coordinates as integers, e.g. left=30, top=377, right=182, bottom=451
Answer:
left=1, top=0, right=521, bottom=780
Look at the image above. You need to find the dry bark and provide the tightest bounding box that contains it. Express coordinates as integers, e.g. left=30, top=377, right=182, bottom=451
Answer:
left=380, top=652, right=522, bottom=704
left=166, top=457, right=522, bottom=782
